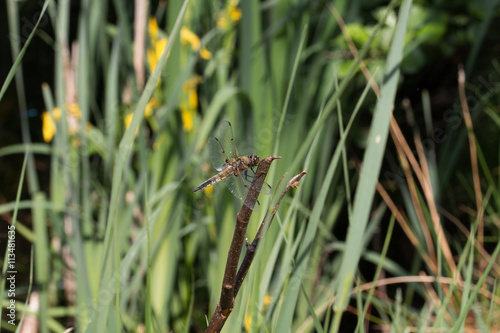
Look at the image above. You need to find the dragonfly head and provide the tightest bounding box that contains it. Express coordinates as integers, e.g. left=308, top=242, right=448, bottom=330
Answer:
left=249, top=154, right=260, bottom=166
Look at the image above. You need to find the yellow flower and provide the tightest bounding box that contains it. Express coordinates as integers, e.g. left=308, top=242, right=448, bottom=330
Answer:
left=66, top=103, right=83, bottom=135
left=183, top=75, right=203, bottom=89
left=180, top=103, right=194, bottom=132
left=67, top=103, right=81, bottom=118
left=124, top=113, right=133, bottom=129
left=41, top=104, right=84, bottom=142
left=42, top=109, right=58, bottom=142
left=199, top=47, right=212, bottom=60
left=148, top=17, right=159, bottom=40
left=181, top=26, right=200, bottom=49
left=147, top=37, right=168, bottom=73
left=229, top=6, right=242, bottom=21
left=264, top=294, right=272, bottom=306
left=124, top=97, right=159, bottom=130
left=188, top=88, right=198, bottom=110
left=180, top=27, right=212, bottom=59
left=147, top=17, right=168, bottom=74
left=243, top=293, right=272, bottom=331
left=145, top=96, right=160, bottom=118
left=184, top=76, right=202, bottom=109
left=244, top=313, right=251, bottom=331
left=216, top=17, right=228, bottom=29
left=179, top=76, right=202, bottom=132
left=217, top=2, right=242, bottom=29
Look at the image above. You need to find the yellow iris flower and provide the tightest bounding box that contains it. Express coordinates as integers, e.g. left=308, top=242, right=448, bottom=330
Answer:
left=217, top=1, right=242, bottom=29
left=41, top=103, right=84, bottom=142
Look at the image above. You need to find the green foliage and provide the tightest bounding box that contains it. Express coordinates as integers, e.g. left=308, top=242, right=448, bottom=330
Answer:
left=1, top=0, right=500, bottom=332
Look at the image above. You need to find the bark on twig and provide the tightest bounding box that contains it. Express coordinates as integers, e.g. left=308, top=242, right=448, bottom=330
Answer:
left=205, top=156, right=306, bottom=333
left=234, top=170, right=307, bottom=295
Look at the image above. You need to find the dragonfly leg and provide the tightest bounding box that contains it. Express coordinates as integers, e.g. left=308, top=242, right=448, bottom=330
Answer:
left=245, top=167, right=272, bottom=194
left=242, top=169, right=253, bottom=182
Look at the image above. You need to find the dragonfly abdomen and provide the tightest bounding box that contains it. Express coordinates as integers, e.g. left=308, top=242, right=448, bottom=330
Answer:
left=191, top=167, right=233, bottom=192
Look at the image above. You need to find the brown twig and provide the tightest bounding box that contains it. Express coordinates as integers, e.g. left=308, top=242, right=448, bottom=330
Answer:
left=389, top=116, right=459, bottom=280
left=234, top=169, right=307, bottom=295
left=133, top=0, right=147, bottom=91
left=458, top=65, right=483, bottom=247
left=205, top=156, right=285, bottom=333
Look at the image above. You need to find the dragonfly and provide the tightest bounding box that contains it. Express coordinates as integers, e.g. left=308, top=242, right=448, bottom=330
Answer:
left=192, top=121, right=272, bottom=210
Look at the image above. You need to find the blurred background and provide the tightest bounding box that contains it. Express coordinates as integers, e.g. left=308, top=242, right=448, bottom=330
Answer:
left=1, top=0, right=500, bottom=332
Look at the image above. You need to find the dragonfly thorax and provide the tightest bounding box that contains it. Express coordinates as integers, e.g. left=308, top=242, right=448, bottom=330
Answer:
left=237, top=154, right=259, bottom=169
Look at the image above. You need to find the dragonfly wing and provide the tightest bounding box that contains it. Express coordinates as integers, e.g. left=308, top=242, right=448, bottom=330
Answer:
left=205, top=121, right=269, bottom=210
left=207, top=121, right=236, bottom=171
left=208, top=137, right=231, bottom=172
left=218, top=121, right=239, bottom=160
left=255, top=180, right=272, bottom=195
left=221, top=173, right=260, bottom=211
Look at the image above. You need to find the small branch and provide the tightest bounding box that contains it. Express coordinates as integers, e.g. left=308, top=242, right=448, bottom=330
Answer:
left=458, top=65, right=483, bottom=246
left=234, top=170, right=307, bottom=296
left=205, top=156, right=281, bottom=333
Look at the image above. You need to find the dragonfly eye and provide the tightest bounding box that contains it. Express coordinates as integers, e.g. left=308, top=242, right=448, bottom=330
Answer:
left=252, top=154, right=260, bottom=164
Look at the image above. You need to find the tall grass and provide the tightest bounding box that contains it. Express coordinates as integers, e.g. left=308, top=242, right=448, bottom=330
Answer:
left=1, top=0, right=500, bottom=332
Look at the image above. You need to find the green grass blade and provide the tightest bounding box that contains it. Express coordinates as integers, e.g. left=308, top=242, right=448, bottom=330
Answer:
left=32, top=192, right=50, bottom=333
left=0, top=151, right=28, bottom=324
left=94, top=1, right=190, bottom=331
left=333, top=0, right=413, bottom=314
left=1, top=0, right=49, bottom=102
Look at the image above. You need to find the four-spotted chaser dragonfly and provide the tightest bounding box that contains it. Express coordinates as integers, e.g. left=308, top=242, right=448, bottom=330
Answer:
left=192, top=121, right=271, bottom=210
